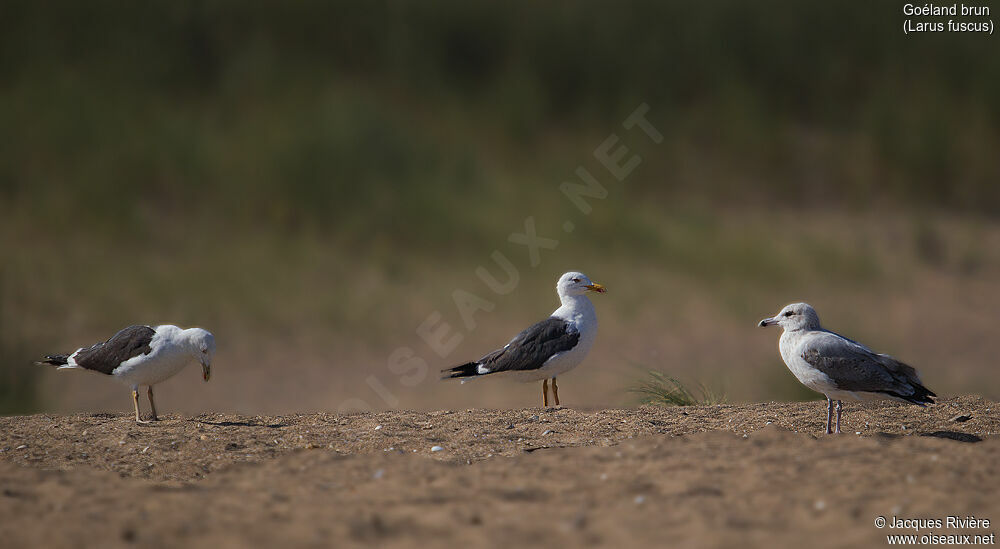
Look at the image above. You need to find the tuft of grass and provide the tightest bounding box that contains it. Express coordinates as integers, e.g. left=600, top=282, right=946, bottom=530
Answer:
left=629, top=370, right=726, bottom=407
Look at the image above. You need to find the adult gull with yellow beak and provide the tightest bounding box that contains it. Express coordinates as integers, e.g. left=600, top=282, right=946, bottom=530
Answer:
left=442, top=271, right=605, bottom=406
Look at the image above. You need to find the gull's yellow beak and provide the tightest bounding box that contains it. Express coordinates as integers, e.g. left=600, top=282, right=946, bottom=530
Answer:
left=585, top=283, right=606, bottom=293
left=202, top=362, right=211, bottom=382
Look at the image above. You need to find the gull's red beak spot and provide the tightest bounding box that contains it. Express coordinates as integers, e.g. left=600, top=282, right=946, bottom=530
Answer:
left=585, top=283, right=606, bottom=293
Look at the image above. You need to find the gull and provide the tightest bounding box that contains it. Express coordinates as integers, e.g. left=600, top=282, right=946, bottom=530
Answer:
left=36, top=325, right=216, bottom=423
left=442, top=271, right=605, bottom=406
left=759, top=303, right=935, bottom=434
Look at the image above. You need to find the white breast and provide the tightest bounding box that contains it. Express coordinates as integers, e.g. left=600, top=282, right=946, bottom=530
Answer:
left=778, top=332, right=840, bottom=397
left=111, top=332, right=194, bottom=388
left=534, top=301, right=598, bottom=379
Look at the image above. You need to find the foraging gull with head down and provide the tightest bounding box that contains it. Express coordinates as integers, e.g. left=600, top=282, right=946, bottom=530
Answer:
left=442, top=271, right=605, bottom=406
left=759, top=302, right=935, bottom=434
left=36, top=325, right=216, bottom=423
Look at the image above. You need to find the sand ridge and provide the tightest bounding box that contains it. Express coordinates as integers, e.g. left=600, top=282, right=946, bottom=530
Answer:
left=0, top=396, right=997, bottom=548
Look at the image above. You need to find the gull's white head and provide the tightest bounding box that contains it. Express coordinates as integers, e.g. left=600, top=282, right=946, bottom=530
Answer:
left=184, top=328, right=216, bottom=382
left=556, top=271, right=606, bottom=298
left=758, top=302, right=821, bottom=332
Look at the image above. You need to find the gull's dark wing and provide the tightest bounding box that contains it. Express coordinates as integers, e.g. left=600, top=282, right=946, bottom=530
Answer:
left=443, top=317, right=579, bottom=378
left=73, top=325, right=156, bottom=375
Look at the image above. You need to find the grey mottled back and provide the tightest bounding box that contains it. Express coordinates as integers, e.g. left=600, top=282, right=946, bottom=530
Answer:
left=801, top=331, right=935, bottom=404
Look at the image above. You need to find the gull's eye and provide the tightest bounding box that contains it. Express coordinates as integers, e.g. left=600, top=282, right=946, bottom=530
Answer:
left=572, top=278, right=581, bottom=283
left=784, top=311, right=795, bottom=317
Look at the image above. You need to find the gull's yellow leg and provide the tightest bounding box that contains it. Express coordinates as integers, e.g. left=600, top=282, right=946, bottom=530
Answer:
left=147, top=386, right=159, bottom=421
left=132, top=389, right=150, bottom=424
left=542, top=379, right=549, bottom=407
left=552, top=377, right=560, bottom=406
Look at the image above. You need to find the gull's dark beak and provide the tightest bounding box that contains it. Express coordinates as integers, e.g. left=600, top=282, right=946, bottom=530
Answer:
left=202, top=361, right=211, bottom=382
left=585, top=283, right=606, bottom=294
left=758, top=317, right=778, bottom=327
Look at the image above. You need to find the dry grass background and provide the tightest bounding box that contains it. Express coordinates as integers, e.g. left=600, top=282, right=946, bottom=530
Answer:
left=1, top=2, right=998, bottom=415
left=5, top=209, right=997, bottom=415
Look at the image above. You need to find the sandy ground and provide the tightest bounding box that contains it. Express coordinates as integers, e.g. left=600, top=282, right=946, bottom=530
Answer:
left=1, top=395, right=998, bottom=548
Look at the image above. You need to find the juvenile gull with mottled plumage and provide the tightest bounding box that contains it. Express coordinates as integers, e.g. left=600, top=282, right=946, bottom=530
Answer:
left=36, top=325, right=216, bottom=423
left=759, top=303, right=935, bottom=434
left=442, top=271, right=605, bottom=407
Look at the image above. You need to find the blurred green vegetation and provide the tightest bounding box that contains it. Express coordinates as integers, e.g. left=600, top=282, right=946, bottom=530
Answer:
left=0, top=268, right=39, bottom=413
left=1, top=0, right=998, bottom=247
left=0, top=340, right=38, bottom=414
left=1, top=2, right=998, bottom=413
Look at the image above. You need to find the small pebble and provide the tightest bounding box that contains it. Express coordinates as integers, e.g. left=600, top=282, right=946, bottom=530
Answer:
left=373, top=469, right=384, bottom=480
left=950, top=414, right=972, bottom=423
left=542, top=430, right=554, bottom=436
left=814, top=500, right=826, bottom=511
left=634, top=495, right=646, bottom=505
left=568, top=512, right=587, bottom=531
left=431, top=446, right=444, bottom=452
left=374, top=425, right=382, bottom=430
left=15, top=444, right=27, bottom=450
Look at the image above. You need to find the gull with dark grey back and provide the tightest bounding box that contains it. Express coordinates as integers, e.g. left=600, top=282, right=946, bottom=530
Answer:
left=442, top=271, right=605, bottom=407
left=37, top=325, right=216, bottom=423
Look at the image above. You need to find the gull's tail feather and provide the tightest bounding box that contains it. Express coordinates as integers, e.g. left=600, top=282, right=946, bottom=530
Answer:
left=35, top=354, right=69, bottom=367
left=880, top=382, right=936, bottom=406
left=441, top=362, right=480, bottom=380
left=882, top=358, right=936, bottom=405
left=903, top=381, right=937, bottom=405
